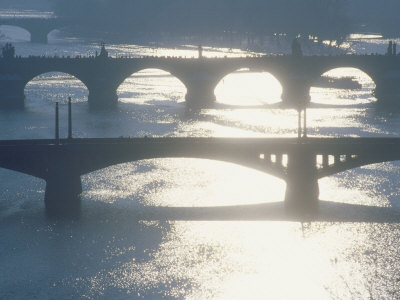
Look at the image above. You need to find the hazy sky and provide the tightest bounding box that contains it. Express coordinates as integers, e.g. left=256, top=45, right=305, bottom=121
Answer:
left=1, top=1, right=399, bottom=39
left=0, top=0, right=51, bottom=10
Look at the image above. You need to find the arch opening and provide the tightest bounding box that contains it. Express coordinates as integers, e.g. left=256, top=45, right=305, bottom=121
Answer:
left=0, top=168, right=45, bottom=216
left=215, top=68, right=283, bottom=106
left=82, top=157, right=285, bottom=208
left=46, top=29, right=62, bottom=43
left=0, top=25, right=31, bottom=42
left=117, top=69, right=187, bottom=106
left=24, top=72, right=89, bottom=108
left=319, top=160, right=400, bottom=208
left=310, top=67, right=376, bottom=105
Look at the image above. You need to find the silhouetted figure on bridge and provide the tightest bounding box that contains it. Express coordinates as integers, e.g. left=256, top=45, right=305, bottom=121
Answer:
left=386, top=40, right=397, bottom=56
left=1, top=43, right=15, bottom=59
left=291, top=38, right=303, bottom=56
left=198, top=45, right=203, bottom=59
left=96, top=42, right=109, bottom=59
left=387, top=41, right=393, bottom=55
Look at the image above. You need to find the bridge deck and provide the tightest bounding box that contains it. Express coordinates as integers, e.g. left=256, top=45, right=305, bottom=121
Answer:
left=1, top=137, right=399, bottom=217
left=1, top=136, right=400, bottom=146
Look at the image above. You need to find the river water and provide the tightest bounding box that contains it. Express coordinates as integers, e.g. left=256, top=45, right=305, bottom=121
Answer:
left=1, top=21, right=400, bottom=299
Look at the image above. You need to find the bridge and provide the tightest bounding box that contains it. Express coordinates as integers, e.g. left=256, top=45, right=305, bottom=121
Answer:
left=0, top=17, right=65, bottom=44
left=1, top=137, right=400, bottom=217
left=1, top=53, right=400, bottom=109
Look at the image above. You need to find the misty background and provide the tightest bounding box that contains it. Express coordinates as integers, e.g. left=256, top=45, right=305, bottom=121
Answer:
left=1, top=0, right=399, bottom=44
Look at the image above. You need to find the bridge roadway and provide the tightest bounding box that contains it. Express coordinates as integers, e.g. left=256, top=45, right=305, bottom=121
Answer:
left=1, top=136, right=400, bottom=217
left=1, top=54, right=400, bottom=109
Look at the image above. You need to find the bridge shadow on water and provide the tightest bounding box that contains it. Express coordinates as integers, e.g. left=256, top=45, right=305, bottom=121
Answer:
left=0, top=205, right=182, bottom=299
left=2, top=199, right=400, bottom=298
left=97, top=201, right=400, bottom=223
left=212, top=102, right=374, bottom=110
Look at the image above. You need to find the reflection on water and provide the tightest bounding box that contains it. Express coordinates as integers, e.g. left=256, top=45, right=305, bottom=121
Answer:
left=26, top=72, right=89, bottom=105
left=117, top=69, right=186, bottom=106
left=1, top=29, right=400, bottom=299
left=311, top=67, right=377, bottom=106
left=215, top=69, right=282, bottom=106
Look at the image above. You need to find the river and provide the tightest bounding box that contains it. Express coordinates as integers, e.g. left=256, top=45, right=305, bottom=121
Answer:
left=1, top=19, right=400, bottom=299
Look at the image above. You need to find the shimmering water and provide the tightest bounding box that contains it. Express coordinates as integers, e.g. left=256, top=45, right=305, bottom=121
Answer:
left=1, top=23, right=400, bottom=299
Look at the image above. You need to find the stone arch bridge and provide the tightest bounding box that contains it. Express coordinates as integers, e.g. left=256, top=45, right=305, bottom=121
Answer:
left=1, top=55, right=400, bottom=109
left=0, top=17, right=66, bottom=44
left=1, top=137, right=400, bottom=217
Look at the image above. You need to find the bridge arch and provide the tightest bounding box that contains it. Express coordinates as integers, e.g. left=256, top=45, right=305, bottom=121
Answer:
left=0, top=25, right=31, bottom=42
left=24, top=71, right=89, bottom=106
left=79, top=152, right=287, bottom=181
left=117, top=68, right=187, bottom=105
left=215, top=68, right=283, bottom=106
left=318, top=159, right=400, bottom=207
left=0, top=167, right=46, bottom=214
left=317, top=154, right=400, bottom=179
left=0, top=18, right=58, bottom=43
left=311, top=67, right=377, bottom=105
left=82, top=157, right=286, bottom=206
left=0, top=166, right=45, bottom=183
left=46, top=29, right=62, bottom=42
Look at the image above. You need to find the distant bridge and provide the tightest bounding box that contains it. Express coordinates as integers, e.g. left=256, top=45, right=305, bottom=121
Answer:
left=1, top=137, right=400, bottom=217
left=1, top=54, right=400, bottom=109
left=0, top=17, right=65, bottom=43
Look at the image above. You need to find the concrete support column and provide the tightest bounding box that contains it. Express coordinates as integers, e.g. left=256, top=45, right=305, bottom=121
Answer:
left=44, top=157, right=82, bottom=218
left=0, top=79, right=25, bottom=108
left=284, top=147, right=319, bottom=214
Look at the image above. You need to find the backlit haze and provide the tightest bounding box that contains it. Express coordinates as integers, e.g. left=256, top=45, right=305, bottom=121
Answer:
left=1, top=1, right=400, bottom=299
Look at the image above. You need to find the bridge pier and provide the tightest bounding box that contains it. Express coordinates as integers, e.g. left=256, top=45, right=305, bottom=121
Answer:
left=374, top=77, right=400, bottom=103
left=44, top=159, right=82, bottom=218
left=183, top=75, right=217, bottom=108
left=0, top=78, right=25, bottom=108
left=284, top=148, right=319, bottom=214
left=88, top=84, right=118, bottom=109
left=280, top=78, right=311, bottom=108
left=30, top=29, right=49, bottom=44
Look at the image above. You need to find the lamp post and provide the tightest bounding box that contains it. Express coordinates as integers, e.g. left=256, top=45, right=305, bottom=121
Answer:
left=68, top=97, right=72, bottom=139
left=303, top=107, right=307, bottom=138
left=297, top=108, right=302, bottom=139
left=55, top=102, right=59, bottom=145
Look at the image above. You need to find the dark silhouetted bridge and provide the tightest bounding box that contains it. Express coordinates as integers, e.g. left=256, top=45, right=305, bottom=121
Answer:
left=1, top=137, right=400, bottom=217
left=1, top=54, right=400, bottom=109
left=0, top=17, right=65, bottom=44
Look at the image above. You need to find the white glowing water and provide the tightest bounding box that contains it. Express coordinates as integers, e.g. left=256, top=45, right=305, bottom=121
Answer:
left=1, top=23, right=400, bottom=299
